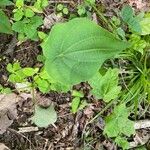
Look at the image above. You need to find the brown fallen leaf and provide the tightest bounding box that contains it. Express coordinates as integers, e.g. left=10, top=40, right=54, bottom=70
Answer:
left=43, top=13, right=64, bottom=29
left=0, top=93, right=19, bottom=134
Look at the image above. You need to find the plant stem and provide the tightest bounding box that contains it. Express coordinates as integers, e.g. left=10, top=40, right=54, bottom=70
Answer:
left=88, top=100, right=115, bottom=124
left=92, top=5, right=114, bottom=32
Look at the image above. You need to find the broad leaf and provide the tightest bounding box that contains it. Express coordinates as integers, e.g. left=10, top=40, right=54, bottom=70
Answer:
left=0, top=10, right=13, bottom=34
left=89, top=68, right=121, bottom=102
left=42, top=18, right=128, bottom=86
left=31, top=105, right=57, bottom=127
left=104, top=104, right=135, bottom=138
left=121, top=5, right=141, bottom=33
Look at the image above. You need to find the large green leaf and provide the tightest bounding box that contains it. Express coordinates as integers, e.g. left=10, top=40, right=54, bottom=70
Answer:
left=42, top=18, right=128, bottom=86
left=0, top=10, right=13, bottom=34
left=0, top=0, right=13, bottom=6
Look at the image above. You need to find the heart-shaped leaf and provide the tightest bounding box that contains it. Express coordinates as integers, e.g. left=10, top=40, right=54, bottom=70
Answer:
left=31, top=105, right=57, bottom=127
left=42, top=18, right=128, bottom=86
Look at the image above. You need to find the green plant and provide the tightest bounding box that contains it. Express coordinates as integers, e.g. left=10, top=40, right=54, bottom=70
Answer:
left=12, top=0, right=46, bottom=41
left=104, top=104, right=135, bottom=149
left=0, top=84, right=11, bottom=94
left=77, top=5, right=86, bottom=16
left=31, top=104, right=57, bottom=127
left=121, top=5, right=142, bottom=34
left=7, top=62, right=38, bottom=83
left=56, top=4, right=69, bottom=16
left=76, top=0, right=95, bottom=17
left=89, top=68, right=121, bottom=102
left=85, top=0, right=95, bottom=6
left=140, top=13, right=150, bottom=35
left=71, top=90, right=87, bottom=113
left=42, top=18, right=128, bottom=88
left=129, top=34, right=147, bottom=54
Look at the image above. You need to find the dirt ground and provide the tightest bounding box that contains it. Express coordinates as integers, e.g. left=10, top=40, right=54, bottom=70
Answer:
left=0, top=0, right=150, bottom=150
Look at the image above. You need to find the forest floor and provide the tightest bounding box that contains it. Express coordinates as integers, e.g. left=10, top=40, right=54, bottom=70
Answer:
left=0, top=0, right=150, bottom=150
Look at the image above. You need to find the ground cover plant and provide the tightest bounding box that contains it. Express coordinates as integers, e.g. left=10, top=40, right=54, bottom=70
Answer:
left=0, top=0, right=150, bottom=150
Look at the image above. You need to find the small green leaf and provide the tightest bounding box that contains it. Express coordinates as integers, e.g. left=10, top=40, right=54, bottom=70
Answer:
left=16, top=0, right=24, bottom=8
left=0, top=10, right=13, bottom=34
left=33, top=0, right=48, bottom=12
left=57, top=4, right=64, bottom=11
left=62, top=7, right=69, bottom=15
left=34, top=76, right=51, bottom=93
left=115, top=136, right=129, bottom=150
left=24, top=8, right=35, bottom=18
left=38, top=31, right=47, bottom=40
left=78, top=100, right=88, bottom=110
left=77, top=5, right=86, bottom=16
left=72, top=90, right=84, bottom=98
left=13, top=62, right=21, bottom=71
left=22, top=68, right=37, bottom=76
left=116, top=27, right=126, bottom=40
left=31, top=105, right=57, bottom=127
left=12, top=20, right=24, bottom=33
left=18, top=33, right=26, bottom=41
left=121, top=5, right=141, bottom=33
left=6, top=63, right=13, bottom=72
left=9, top=71, right=25, bottom=83
left=14, top=9, right=24, bottom=21
left=3, top=88, right=11, bottom=94
left=71, top=97, right=81, bottom=114
left=121, top=5, right=134, bottom=22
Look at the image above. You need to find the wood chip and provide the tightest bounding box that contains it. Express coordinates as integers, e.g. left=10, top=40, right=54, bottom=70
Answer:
left=18, top=126, right=39, bottom=133
left=134, top=120, right=150, bottom=129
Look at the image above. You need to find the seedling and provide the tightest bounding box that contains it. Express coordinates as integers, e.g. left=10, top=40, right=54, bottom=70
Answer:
left=12, top=0, right=47, bottom=41
left=56, top=4, right=69, bottom=16
left=0, top=84, right=11, bottom=94
left=71, top=90, right=87, bottom=114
